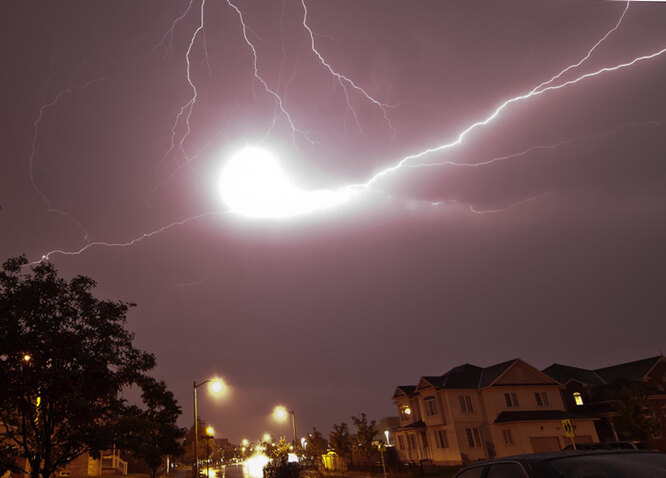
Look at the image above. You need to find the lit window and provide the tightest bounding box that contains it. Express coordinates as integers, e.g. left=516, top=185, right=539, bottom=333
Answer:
left=573, top=392, right=584, bottom=406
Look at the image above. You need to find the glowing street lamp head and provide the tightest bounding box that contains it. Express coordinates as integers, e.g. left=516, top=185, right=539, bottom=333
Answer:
left=209, top=378, right=225, bottom=394
left=206, top=426, right=215, bottom=436
left=241, top=438, right=249, bottom=447
left=262, top=433, right=271, bottom=443
left=23, top=354, right=31, bottom=363
left=273, top=405, right=289, bottom=421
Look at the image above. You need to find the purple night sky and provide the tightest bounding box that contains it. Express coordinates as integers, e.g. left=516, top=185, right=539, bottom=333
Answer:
left=2, top=0, right=665, bottom=442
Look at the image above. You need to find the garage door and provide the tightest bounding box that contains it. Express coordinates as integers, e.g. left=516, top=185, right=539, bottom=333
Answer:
left=530, top=436, right=561, bottom=452
left=574, top=435, right=593, bottom=444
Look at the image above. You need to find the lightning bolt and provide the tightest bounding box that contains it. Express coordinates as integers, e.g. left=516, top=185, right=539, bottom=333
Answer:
left=405, top=120, right=664, bottom=170
left=225, top=0, right=316, bottom=147
left=148, top=0, right=207, bottom=200
left=35, top=211, right=228, bottom=263
left=28, top=78, right=107, bottom=241
left=531, top=0, right=631, bottom=94
left=300, top=0, right=396, bottom=136
left=153, top=0, right=197, bottom=58
left=350, top=44, right=666, bottom=191
left=30, top=0, right=666, bottom=263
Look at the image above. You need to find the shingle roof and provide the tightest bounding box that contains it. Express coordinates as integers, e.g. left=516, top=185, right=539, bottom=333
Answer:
left=393, top=385, right=417, bottom=398
left=411, top=359, right=547, bottom=390
left=397, top=420, right=426, bottom=430
left=594, top=356, right=662, bottom=384
left=478, top=359, right=518, bottom=388
left=494, top=410, right=597, bottom=424
left=418, top=376, right=446, bottom=388
left=542, top=363, right=606, bottom=386
left=440, top=363, right=483, bottom=389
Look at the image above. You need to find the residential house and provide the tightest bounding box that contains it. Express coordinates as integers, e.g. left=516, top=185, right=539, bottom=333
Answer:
left=543, top=355, right=666, bottom=451
left=56, top=448, right=128, bottom=477
left=392, top=359, right=598, bottom=465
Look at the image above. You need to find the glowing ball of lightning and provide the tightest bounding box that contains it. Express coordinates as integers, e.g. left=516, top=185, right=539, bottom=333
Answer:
left=219, top=146, right=353, bottom=218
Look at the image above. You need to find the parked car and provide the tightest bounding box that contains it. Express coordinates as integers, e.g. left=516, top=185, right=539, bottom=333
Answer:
left=562, top=441, right=653, bottom=451
left=452, top=450, right=666, bottom=478
left=561, top=442, right=612, bottom=451
left=606, top=441, right=653, bottom=450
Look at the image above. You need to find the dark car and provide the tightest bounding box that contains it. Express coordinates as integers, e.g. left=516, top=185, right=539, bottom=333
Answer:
left=452, top=450, right=666, bottom=478
left=562, top=441, right=653, bottom=451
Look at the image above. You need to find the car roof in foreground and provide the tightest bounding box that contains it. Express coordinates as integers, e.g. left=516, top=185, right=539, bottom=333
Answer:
left=455, top=449, right=661, bottom=473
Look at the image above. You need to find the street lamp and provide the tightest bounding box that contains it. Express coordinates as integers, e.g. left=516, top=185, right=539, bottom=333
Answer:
left=273, top=405, right=297, bottom=443
left=193, top=378, right=225, bottom=478
left=204, top=427, right=214, bottom=478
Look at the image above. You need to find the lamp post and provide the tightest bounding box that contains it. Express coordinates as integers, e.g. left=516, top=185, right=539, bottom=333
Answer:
left=273, top=406, right=297, bottom=443
left=193, top=379, right=224, bottom=478
left=204, top=426, right=214, bottom=478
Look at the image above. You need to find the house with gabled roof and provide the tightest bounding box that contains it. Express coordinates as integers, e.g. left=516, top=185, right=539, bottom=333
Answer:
left=543, top=355, right=666, bottom=451
left=391, top=359, right=598, bottom=465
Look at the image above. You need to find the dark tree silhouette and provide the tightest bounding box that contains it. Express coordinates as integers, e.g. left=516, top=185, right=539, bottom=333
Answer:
left=0, top=256, right=180, bottom=478
left=351, top=413, right=376, bottom=464
left=117, top=378, right=185, bottom=478
left=612, top=383, right=661, bottom=442
left=328, top=422, right=352, bottom=469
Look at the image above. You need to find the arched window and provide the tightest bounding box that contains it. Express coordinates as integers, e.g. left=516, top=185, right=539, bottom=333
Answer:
left=573, top=392, right=584, bottom=406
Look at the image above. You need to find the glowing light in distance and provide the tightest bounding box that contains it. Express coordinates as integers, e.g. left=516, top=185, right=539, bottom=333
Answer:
left=23, top=354, right=32, bottom=363
left=262, top=433, right=271, bottom=442
left=273, top=405, right=289, bottom=421
left=206, top=426, right=215, bottom=436
left=219, top=147, right=354, bottom=218
left=244, top=453, right=270, bottom=478
left=241, top=438, right=249, bottom=447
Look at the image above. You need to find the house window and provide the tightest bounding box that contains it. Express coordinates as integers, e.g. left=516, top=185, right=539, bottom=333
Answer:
left=397, top=435, right=405, bottom=450
left=465, top=428, right=482, bottom=448
left=400, top=406, right=412, bottom=420
left=424, top=397, right=439, bottom=416
left=435, top=429, right=449, bottom=448
left=408, top=434, right=417, bottom=450
left=535, top=392, right=549, bottom=406
left=573, top=392, right=584, bottom=406
left=502, top=429, right=514, bottom=445
left=504, top=392, right=519, bottom=407
left=459, top=395, right=474, bottom=413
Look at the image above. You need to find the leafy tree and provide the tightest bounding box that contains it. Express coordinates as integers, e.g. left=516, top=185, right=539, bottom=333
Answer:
left=612, top=383, right=661, bottom=442
left=0, top=256, right=171, bottom=478
left=301, top=427, right=327, bottom=472
left=351, top=414, right=376, bottom=464
left=117, top=378, right=185, bottom=478
left=180, top=418, right=218, bottom=467
left=273, top=437, right=291, bottom=462
left=0, top=442, right=21, bottom=476
left=328, top=423, right=352, bottom=468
